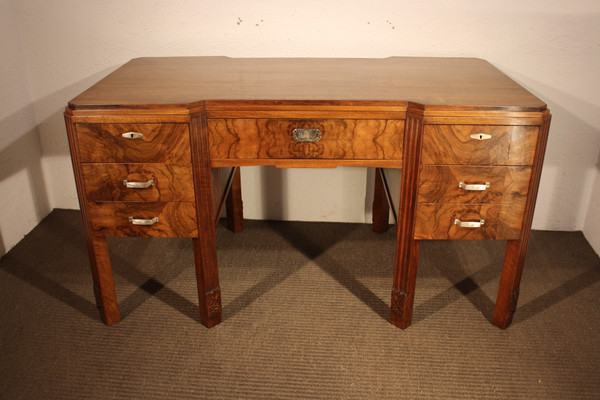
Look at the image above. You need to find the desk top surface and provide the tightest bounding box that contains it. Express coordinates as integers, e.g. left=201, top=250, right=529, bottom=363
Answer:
left=69, top=57, right=546, bottom=111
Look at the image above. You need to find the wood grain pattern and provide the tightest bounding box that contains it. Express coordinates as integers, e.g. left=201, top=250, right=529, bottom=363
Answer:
left=414, top=203, right=526, bottom=240
left=493, top=111, right=552, bottom=329
left=82, top=163, right=194, bottom=202
left=418, top=165, right=531, bottom=204
left=390, top=109, right=424, bottom=329
left=68, top=57, right=547, bottom=111
left=422, top=125, right=538, bottom=165
left=76, top=123, right=191, bottom=163
left=208, top=119, right=404, bottom=160
left=88, top=201, right=198, bottom=237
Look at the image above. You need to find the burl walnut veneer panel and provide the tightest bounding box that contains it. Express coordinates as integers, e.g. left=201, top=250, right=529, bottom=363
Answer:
left=414, top=203, right=526, bottom=240
left=418, top=165, right=531, bottom=204
left=88, top=201, right=198, bottom=238
left=208, top=119, right=404, bottom=160
left=422, top=125, right=539, bottom=166
left=82, top=164, right=195, bottom=202
left=76, top=123, right=191, bottom=164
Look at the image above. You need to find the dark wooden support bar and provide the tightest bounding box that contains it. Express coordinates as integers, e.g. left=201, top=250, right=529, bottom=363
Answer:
left=226, top=167, right=244, bottom=233
left=372, top=168, right=390, bottom=233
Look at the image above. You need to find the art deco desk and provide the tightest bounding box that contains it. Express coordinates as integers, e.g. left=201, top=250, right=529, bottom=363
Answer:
left=64, top=57, right=550, bottom=329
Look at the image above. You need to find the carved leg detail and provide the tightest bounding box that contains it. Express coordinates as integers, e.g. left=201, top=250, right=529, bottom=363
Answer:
left=390, top=288, right=408, bottom=320
left=206, top=287, right=223, bottom=319
left=192, top=237, right=222, bottom=328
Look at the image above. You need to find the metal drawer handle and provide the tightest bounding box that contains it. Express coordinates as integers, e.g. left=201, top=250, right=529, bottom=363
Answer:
left=470, top=133, right=491, bottom=141
left=292, top=128, right=322, bottom=143
left=122, top=132, right=144, bottom=139
left=458, top=182, right=490, bottom=191
left=129, top=217, right=159, bottom=226
left=454, top=218, right=485, bottom=228
left=123, top=179, right=155, bottom=189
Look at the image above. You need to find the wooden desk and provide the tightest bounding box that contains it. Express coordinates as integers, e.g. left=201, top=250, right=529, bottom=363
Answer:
left=64, top=57, right=550, bottom=329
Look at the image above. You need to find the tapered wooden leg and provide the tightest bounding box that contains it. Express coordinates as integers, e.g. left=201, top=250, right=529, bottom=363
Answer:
left=492, top=239, right=528, bottom=328
left=390, top=109, right=424, bottom=329
left=190, top=113, right=223, bottom=328
left=372, top=168, right=390, bottom=233
left=89, top=236, right=120, bottom=325
left=493, top=112, right=551, bottom=329
left=226, top=167, right=244, bottom=233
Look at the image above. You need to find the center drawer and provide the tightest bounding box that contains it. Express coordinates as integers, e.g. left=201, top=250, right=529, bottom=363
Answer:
left=208, top=119, right=404, bottom=160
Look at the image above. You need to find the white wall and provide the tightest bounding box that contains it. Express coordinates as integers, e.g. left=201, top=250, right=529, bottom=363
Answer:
left=0, top=0, right=51, bottom=257
left=2, top=0, right=599, bottom=255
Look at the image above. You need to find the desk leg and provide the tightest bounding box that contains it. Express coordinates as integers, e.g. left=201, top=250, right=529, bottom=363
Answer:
left=493, top=112, right=550, bottom=329
left=190, top=113, right=223, bottom=328
left=226, top=167, right=244, bottom=233
left=372, top=168, right=390, bottom=233
left=192, top=237, right=222, bottom=328
left=493, top=240, right=526, bottom=328
left=89, top=235, right=120, bottom=326
left=391, top=238, right=420, bottom=328
left=390, top=110, right=423, bottom=329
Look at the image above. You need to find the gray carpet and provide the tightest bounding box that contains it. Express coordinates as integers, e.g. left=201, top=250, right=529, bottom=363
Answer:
left=0, top=209, right=599, bottom=399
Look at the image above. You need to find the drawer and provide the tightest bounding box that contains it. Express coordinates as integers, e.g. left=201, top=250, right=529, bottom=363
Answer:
left=88, top=202, right=198, bottom=237
left=422, top=125, right=538, bottom=165
left=208, top=119, right=404, bottom=160
left=414, top=203, right=525, bottom=240
left=76, top=123, right=191, bottom=163
left=82, top=164, right=195, bottom=202
left=418, top=165, right=531, bottom=204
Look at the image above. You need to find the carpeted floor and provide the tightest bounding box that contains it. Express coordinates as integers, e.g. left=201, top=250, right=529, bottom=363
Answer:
left=0, top=209, right=599, bottom=399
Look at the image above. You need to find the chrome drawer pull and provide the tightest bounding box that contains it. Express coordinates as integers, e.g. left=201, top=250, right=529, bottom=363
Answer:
left=458, top=182, right=490, bottom=191
left=470, top=133, right=491, bottom=141
left=292, top=128, right=322, bottom=143
left=123, top=179, right=155, bottom=189
left=454, top=218, right=485, bottom=228
left=121, top=132, right=144, bottom=139
left=129, top=216, right=159, bottom=226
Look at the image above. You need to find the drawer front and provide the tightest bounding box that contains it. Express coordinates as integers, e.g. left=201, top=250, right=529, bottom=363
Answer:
left=414, top=203, right=525, bottom=240
left=76, top=123, right=191, bottom=163
left=418, top=165, right=531, bottom=204
left=208, top=119, right=404, bottom=160
left=88, top=202, right=198, bottom=237
left=82, top=164, right=195, bottom=202
left=422, top=125, right=538, bottom=165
